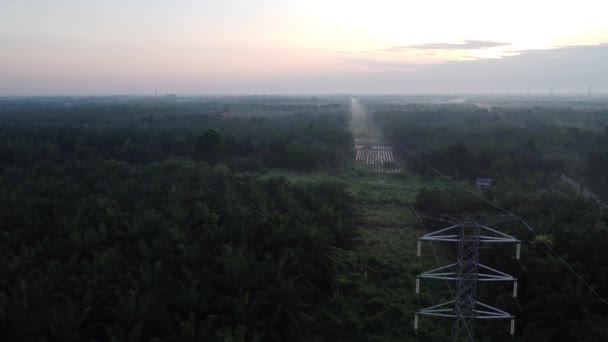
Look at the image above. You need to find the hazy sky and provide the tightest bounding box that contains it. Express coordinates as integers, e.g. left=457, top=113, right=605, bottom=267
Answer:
left=1, top=0, right=607, bottom=95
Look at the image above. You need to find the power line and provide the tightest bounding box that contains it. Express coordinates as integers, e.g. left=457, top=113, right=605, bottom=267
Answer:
left=400, top=188, right=456, bottom=340
left=408, top=203, right=456, bottom=297
left=518, top=218, right=608, bottom=308
left=512, top=296, right=544, bottom=341
left=410, top=204, right=517, bottom=340
left=407, top=203, right=469, bottom=338
left=518, top=262, right=580, bottom=340
left=389, top=134, right=608, bottom=310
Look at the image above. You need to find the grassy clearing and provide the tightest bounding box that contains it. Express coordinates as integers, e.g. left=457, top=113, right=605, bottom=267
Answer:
left=255, top=167, right=454, bottom=340
left=257, top=168, right=445, bottom=199
left=257, top=168, right=449, bottom=229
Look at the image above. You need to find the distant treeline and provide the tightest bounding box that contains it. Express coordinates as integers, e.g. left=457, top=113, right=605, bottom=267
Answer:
left=0, top=101, right=353, bottom=171
left=373, top=106, right=608, bottom=199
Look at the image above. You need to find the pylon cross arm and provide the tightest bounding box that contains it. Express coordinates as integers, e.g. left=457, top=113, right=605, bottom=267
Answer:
left=419, top=224, right=519, bottom=243
left=418, top=263, right=516, bottom=281
left=417, top=300, right=513, bottom=320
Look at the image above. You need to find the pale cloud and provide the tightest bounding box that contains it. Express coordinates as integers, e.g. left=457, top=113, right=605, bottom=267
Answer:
left=338, top=40, right=510, bottom=55
left=339, top=58, right=420, bottom=70
left=386, top=40, right=511, bottom=52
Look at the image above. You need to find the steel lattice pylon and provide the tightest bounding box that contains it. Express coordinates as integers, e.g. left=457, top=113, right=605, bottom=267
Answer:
left=452, top=221, right=479, bottom=341
left=414, top=216, right=521, bottom=342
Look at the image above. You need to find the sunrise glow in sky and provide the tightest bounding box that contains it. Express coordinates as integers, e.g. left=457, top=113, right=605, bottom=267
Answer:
left=1, top=0, right=608, bottom=94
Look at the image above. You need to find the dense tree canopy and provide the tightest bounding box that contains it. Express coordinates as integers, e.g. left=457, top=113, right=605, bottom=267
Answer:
left=0, top=98, right=357, bottom=341
left=195, top=129, right=224, bottom=165
left=2, top=96, right=608, bottom=341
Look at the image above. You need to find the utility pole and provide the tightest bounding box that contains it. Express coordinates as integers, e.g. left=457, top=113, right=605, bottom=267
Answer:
left=414, top=216, right=520, bottom=341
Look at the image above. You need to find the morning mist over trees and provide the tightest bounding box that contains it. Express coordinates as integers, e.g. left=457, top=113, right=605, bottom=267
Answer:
left=1, top=1, right=608, bottom=341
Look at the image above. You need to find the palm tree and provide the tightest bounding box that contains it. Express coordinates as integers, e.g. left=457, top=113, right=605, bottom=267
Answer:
left=254, top=250, right=316, bottom=342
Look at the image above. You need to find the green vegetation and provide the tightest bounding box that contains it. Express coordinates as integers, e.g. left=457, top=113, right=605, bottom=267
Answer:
left=262, top=169, right=448, bottom=341
left=2, top=96, right=608, bottom=341
left=370, top=101, right=608, bottom=341
left=0, top=98, right=359, bottom=341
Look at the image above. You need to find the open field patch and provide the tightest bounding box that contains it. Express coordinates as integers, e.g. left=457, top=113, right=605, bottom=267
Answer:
left=355, top=141, right=400, bottom=174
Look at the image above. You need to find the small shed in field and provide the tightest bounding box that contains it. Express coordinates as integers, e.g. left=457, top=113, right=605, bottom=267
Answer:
left=476, top=177, right=493, bottom=191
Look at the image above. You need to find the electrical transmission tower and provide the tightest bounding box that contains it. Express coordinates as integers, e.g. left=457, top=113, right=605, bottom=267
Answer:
left=414, top=215, right=521, bottom=341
